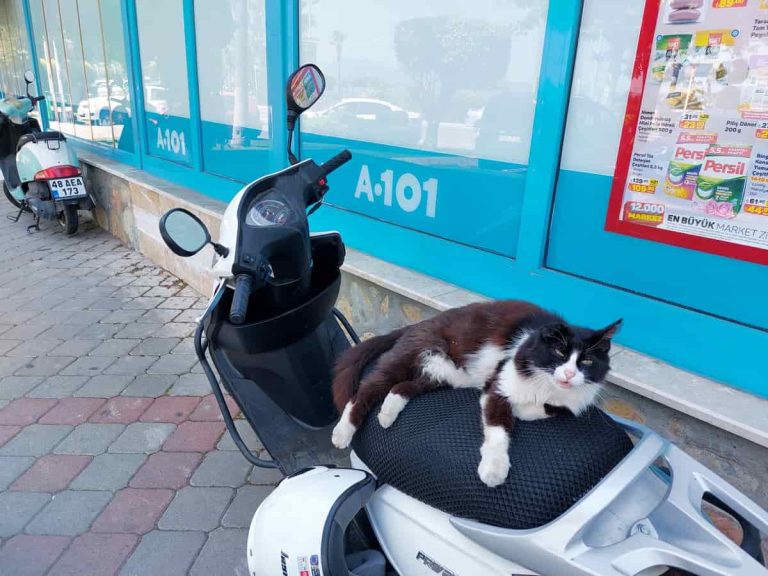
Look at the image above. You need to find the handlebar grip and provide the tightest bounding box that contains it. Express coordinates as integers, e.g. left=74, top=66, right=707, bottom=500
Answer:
left=229, top=274, right=253, bottom=325
left=319, top=150, right=352, bottom=178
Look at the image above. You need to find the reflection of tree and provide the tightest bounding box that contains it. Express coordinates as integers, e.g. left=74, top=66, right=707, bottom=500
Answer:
left=330, top=30, right=346, bottom=96
left=394, top=17, right=510, bottom=145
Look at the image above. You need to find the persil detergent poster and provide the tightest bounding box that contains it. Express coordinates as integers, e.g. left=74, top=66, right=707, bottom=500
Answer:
left=607, top=0, right=768, bottom=264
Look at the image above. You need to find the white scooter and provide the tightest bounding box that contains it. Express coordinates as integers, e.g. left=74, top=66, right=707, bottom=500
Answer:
left=158, top=65, right=768, bottom=576
left=0, top=71, right=93, bottom=234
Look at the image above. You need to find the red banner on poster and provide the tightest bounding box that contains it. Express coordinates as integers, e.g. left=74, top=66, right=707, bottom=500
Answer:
left=606, top=0, right=768, bottom=265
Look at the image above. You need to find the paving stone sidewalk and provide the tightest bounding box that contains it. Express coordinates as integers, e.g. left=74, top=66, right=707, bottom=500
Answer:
left=0, top=209, right=281, bottom=575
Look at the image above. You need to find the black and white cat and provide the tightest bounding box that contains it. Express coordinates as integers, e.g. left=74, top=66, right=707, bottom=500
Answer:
left=331, top=300, right=621, bottom=487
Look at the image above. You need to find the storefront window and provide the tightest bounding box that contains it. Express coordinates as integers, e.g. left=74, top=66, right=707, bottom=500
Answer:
left=300, top=0, right=545, bottom=163
left=0, top=0, right=32, bottom=99
left=559, top=0, right=645, bottom=175
left=299, top=0, right=548, bottom=256
left=135, top=0, right=191, bottom=165
left=59, top=0, right=92, bottom=140
left=195, top=0, right=269, bottom=180
left=99, top=0, right=132, bottom=152
left=28, top=0, right=133, bottom=149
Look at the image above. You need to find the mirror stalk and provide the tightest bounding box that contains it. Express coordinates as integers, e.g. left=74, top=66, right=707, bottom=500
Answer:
left=212, top=242, right=229, bottom=258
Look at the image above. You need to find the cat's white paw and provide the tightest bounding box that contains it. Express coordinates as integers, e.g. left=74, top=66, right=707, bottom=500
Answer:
left=478, top=450, right=510, bottom=487
left=378, top=393, right=409, bottom=429
left=331, top=420, right=356, bottom=449
left=332, top=402, right=357, bottom=449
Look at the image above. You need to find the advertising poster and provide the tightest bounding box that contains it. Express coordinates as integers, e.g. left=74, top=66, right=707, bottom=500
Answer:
left=607, top=0, right=768, bottom=265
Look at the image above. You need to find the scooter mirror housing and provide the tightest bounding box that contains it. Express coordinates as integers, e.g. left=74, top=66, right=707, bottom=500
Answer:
left=285, top=64, right=326, bottom=165
left=23, top=70, right=34, bottom=84
left=286, top=64, right=325, bottom=117
left=159, top=208, right=228, bottom=258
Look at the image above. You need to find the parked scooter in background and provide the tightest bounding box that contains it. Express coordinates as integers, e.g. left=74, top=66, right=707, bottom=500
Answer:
left=0, top=71, right=93, bottom=234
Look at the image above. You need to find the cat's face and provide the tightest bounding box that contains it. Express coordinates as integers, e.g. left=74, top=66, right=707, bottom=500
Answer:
left=518, top=320, right=622, bottom=389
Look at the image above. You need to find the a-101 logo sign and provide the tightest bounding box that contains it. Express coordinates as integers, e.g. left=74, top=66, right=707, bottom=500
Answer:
left=156, top=127, right=187, bottom=157
left=354, top=164, right=438, bottom=218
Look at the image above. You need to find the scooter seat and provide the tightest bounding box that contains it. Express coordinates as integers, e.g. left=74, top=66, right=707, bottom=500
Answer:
left=351, top=387, right=634, bottom=529
left=17, top=130, right=65, bottom=152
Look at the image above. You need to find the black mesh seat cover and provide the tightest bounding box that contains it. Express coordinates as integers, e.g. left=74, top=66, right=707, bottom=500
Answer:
left=351, top=388, right=633, bottom=529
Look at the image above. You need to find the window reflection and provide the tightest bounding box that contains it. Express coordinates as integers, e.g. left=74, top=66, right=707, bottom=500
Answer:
left=560, top=0, right=645, bottom=175
left=0, top=0, right=33, bottom=100
left=136, top=0, right=191, bottom=164
left=299, top=0, right=547, bottom=164
left=28, top=0, right=133, bottom=149
left=195, top=0, right=269, bottom=180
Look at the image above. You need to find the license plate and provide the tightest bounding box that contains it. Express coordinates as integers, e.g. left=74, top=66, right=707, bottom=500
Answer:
left=49, top=177, right=86, bottom=199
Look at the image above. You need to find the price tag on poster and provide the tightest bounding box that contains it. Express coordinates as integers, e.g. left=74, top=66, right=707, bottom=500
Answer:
left=606, top=0, right=768, bottom=265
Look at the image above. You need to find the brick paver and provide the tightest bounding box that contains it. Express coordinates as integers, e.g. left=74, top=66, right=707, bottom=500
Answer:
left=69, top=453, right=146, bottom=491
left=221, top=485, right=273, bottom=528
left=0, top=534, right=70, bottom=576
left=0, top=212, right=276, bottom=574
left=119, top=530, right=205, bottom=576
left=38, top=397, right=105, bottom=425
left=109, top=422, right=176, bottom=454
left=140, top=396, right=200, bottom=424
left=158, top=487, right=233, bottom=531
left=0, top=456, right=34, bottom=490
left=163, top=421, right=225, bottom=452
left=10, top=454, right=91, bottom=492
left=26, top=490, right=113, bottom=535
left=53, top=423, right=124, bottom=455
left=0, top=398, right=58, bottom=425
left=190, top=450, right=252, bottom=488
left=92, top=488, right=174, bottom=534
left=189, top=528, right=249, bottom=576
left=189, top=394, right=240, bottom=422
left=0, top=491, right=50, bottom=537
left=0, top=424, right=20, bottom=447
left=48, top=532, right=138, bottom=576
left=129, top=452, right=202, bottom=490
left=89, top=396, right=153, bottom=424
left=0, top=424, right=73, bottom=456
left=121, top=374, right=178, bottom=397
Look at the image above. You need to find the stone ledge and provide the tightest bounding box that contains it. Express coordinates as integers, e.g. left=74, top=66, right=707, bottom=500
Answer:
left=77, top=153, right=768, bottom=451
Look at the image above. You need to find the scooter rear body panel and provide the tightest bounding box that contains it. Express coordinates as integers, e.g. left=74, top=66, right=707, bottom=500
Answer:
left=16, top=136, right=78, bottom=182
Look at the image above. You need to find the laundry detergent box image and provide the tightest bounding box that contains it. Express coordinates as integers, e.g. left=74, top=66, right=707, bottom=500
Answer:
left=695, top=144, right=752, bottom=219
left=665, top=132, right=718, bottom=200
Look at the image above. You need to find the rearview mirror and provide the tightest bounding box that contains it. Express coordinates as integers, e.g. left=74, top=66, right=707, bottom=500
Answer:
left=159, top=208, right=215, bottom=257
left=286, top=64, right=325, bottom=115
left=24, top=70, right=34, bottom=84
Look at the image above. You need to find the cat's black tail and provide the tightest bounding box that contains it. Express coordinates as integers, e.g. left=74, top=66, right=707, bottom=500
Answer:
left=333, top=327, right=405, bottom=412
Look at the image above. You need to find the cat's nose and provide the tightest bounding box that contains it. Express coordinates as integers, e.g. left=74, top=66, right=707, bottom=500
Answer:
left=564, top=368, right=576, bottom=380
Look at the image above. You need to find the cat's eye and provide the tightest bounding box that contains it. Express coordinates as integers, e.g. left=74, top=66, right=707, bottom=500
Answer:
left=554, top=349, right=565, bottom=358
left=581, top=358, right=593, bottom=366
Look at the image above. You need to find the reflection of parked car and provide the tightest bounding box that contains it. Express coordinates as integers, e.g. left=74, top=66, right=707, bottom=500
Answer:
left=76, top=81, right=130, bottom=125
left=303, top=98, right=421, bottom=146
left=475, top=91, right=537, bottom=163
left=144, top=85, right=168, bottom=115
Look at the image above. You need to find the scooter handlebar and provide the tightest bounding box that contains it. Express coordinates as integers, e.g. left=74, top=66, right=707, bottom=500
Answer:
left=318, top=150, right=352, bottom=178
left=229, top=274, right=253, bottom=325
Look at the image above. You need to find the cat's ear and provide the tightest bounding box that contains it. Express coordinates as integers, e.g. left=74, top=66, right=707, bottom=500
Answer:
left=540, top=323, right=569, bottom=345
left=589, top=319, right=623, bottom=352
